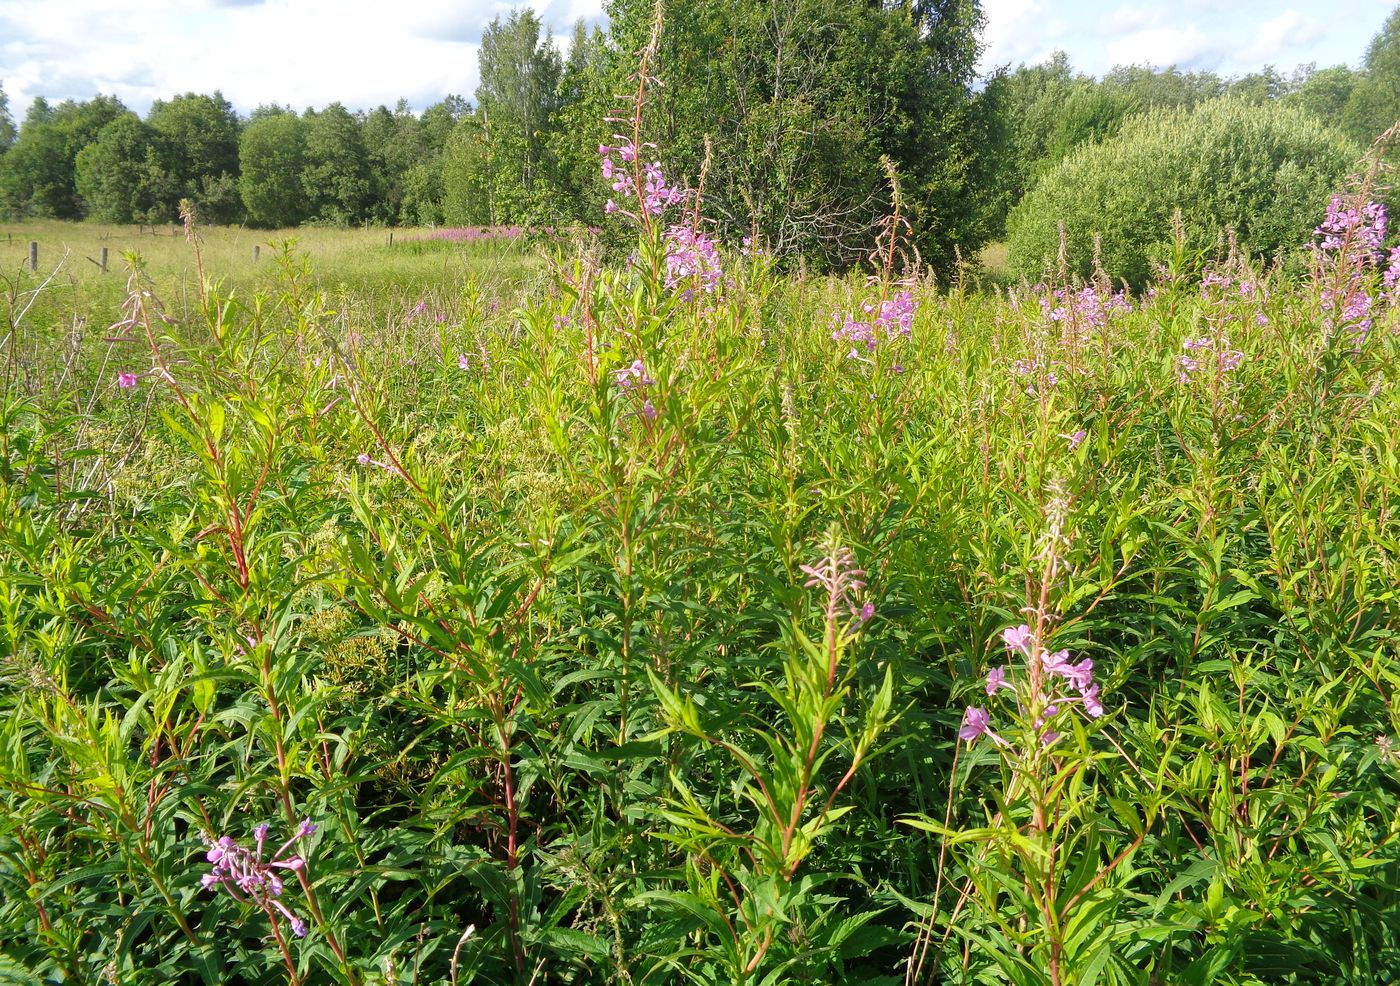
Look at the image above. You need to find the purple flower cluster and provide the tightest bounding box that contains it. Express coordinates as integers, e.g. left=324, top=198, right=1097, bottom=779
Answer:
left=202, top=819, right=317, bottom=939
left=601, top=142, right=683, bottom=218
left=1199, top=269, right=1262, bottom=299
left=1315, top=195, right=1386, bottom=254
left=1314, top=195, right=1394, bottom=347
left=663, top=225, right=723, bottom=300
left=1195, top=264, right=1276, bottom=330
left=961, top=624, right=1105, bottom=749
left=117, top=371, right=139, bottom=390
left=1385, top=248, right=1400, bottom=292
left=831, top=290, right=917, bottom=359
left=1176, top=336, right=1245, bottom=383
left=614, top=358, right=658, bottom=419
left=1038, top=285, right=1131, bottom=329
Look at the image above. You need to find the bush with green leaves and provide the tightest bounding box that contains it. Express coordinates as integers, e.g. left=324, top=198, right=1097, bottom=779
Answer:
left=1007, top=98, right=1359, bottom=287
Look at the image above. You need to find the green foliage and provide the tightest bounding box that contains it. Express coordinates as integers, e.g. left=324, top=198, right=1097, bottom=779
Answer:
left=440, top=117, right=499, bottom=226
left=147, top=91, right=243, bottom=223
left=301, top=103, right=372, bottom=225
left=1287, top=65, right=1361, bottom=125
left=4, top=131, right=1400, bottom=984
left=982, top=54, right=1232, bottom=229
left=361, top=101, right=422, bottom=224
left=476, top=8, right=563, bottom=207
left=1342, top=5, right=1400, bottom=143
left=0, top=94, right=126, bottom=218
left=239, top=110, right=311, bottom=228
left=74, top=113, right=175, bottom=224
left=598, top=0, right=987, bottom=270
left=1100, top=62, right=1226, bottom=110
left=1007, top=98, right=1357, bottom=286
left=0, top=81, right=14, bottom=155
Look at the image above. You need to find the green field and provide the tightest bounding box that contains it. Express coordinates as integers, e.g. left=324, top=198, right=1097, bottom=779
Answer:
left=2, top=210, right=1398, bottom=985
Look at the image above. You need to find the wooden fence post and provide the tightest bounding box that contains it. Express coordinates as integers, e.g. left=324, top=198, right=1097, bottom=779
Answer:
left=100, top=247, right=108, bottom=272
left=28, top=241, right=38, bottom=272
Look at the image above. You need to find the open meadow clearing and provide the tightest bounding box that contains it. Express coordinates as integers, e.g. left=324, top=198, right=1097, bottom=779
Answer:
left=2, top=192, right=1399, bottom=984
left=5, top=0, right=1400, bottom=983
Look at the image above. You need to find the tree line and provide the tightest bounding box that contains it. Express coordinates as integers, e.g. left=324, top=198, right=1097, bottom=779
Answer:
left=2, top=0, right=1400, bottom=270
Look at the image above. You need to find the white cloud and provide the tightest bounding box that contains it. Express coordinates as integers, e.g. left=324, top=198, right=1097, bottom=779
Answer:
left=1101, top=5, right=1157, bottom=35
left=1104, top=23, right=1218, bottom=69
left=0, top=0, right=1387, bottom=112
left=1239, top=8, right=1323, bottom=64
left=0, top=0, right=606, bottom=115
left=978, top=0, right=1054, bottom=71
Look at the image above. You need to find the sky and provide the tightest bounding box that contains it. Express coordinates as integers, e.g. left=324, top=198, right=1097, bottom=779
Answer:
left=0, top=0, right=1396, bottom=119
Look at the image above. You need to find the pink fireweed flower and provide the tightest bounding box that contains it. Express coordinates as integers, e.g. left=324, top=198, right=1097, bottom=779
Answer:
left=1063, top=658, right=1095, bottom=693
left=201, top=818, right=316, bottom=939
left=832, top=289, right=918, bottom=362
left=1041, top=647, right=1073, bottom=676
left=977, top=627, right=1108, bottom=748
left=117, top=371, right=139, bottom=389
left=600, top=140, right=683, bottom=218
left=986, top=666, right=1013, bottom=696
left=1315, top=195, right=1387, bottom=255
left=663, top=225, right=723, bottom=298
left=613, top=359, right=655, bottom=391
left=1067, top=429, right=1086, bottom=451
left=1081, top=682, right=1105, bottom=718
left=457, top=354, right=471, bottom=370
left=1177, top=336, right=1245, bottom=383
left=1386, top=246, right=1400, bottom=291
left=1037, top=285, right=1132, bottom=332
left=1002, top=624, right=1033, bottom=656
left=959, top=706, right=991, bottom=742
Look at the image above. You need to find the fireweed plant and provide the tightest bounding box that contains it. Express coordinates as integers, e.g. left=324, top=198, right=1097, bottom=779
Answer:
left=2, top=53, right=1400, bottom=986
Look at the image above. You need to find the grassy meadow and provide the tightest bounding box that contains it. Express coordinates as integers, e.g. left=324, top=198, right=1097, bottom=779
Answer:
left=3, top=220, right=547, bottom=325
left=1, top=202, right=1399, bottom=986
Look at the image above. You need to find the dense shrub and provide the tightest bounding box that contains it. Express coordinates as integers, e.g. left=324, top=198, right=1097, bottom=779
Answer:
left=1007, top=98, right=1359, bottom=286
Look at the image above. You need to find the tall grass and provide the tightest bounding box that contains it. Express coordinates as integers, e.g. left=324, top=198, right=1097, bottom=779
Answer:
left=1, top=177, right=1398, bottom=984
